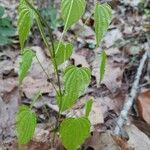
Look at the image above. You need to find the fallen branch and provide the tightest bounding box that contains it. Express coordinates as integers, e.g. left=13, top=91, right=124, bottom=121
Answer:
left=114, top=49, right=149, bottom=135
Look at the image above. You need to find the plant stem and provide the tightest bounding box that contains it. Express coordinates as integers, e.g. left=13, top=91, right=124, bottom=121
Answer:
left=35, top=55, right=57, bottom=92
left=25, top=0, right=64, bottom=147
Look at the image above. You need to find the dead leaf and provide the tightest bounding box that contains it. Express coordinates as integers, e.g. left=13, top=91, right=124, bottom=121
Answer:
left=92, top=56, right=123, bottom=92
left=104, top=29, right=123, bottom=48
left=136, top=90, right=150, bottom=125
left=22, top=76, right=55, bottom=99
left=83, top=131, right=120, bottom=150
left=0, top=78, right=17, bottom=98
left=125, top=124, right=150, bottom=150
left=71, top=53, right=90, bottom=68
left=89, top=101, right=104, bottom=125
left=0, top=90, right=18, bottom=141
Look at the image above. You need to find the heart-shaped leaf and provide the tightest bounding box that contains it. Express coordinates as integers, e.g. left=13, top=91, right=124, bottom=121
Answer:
left=60, top=117, right=90, bottom=150
left=57, top=65, right=91, bottom=112
left=16, top=105, right=37, bottom=144
left=61, top=0, right=86, bottom=31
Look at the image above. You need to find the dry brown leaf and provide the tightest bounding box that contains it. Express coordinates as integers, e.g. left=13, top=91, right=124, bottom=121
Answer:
left=89, top=101, right=104, bottom=125
left=104, top=29, right=123, bottom=48
left=84, top=131, right=120, bottom=150
left=125, top=124, right=150, bottom=150
left=66, top=95, right=104, bottom=125
left=30, top=46, right=54, bottom=79
left=22, top=76, right=55, bottom=99
left=92, top=56, right=123, bottom=92
left=136, top=90, right=150, bottom=125
left=105, top=47, right=121, bottom=56
left=0, top=78, right=17, bottom=98
left=71, top=53, right=90, bottom=68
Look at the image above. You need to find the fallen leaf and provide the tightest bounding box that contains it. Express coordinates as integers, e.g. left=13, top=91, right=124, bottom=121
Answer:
left=83, top=131, right=120, bottom=150
left=89, top=101, right=104, bottom=125
left=22, top=76, right=55, bottom=99
left=104, top=29, right=123, bottom=48
left=92, top=56, right=123, bottom=92
left=71, top=53, right=90, bottom=68
left=136, top=90, right=150, bottom=125
left=0, top=78, right=17, bottom=99
left=125, top=124, right=150, bottom=150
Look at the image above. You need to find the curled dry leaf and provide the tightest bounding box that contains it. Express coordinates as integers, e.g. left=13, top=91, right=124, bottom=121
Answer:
left=136, top=90, right=150, bottom=125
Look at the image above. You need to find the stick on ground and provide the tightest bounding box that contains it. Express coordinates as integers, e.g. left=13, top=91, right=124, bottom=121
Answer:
left=114, top=49, right=149, bottom=135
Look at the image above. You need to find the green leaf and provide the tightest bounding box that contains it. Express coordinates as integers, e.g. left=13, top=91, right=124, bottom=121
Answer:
left=53, top=42, right=73, bottom=66
left=85, top=99, right=93, bottom=118
left=60, top=117, right=90, bottom=150
left=100, top=51, right=107, bottom=82
left=18, top=0, right=33, bottom=49
left=16, top=105, right=37, bottom=144
left=0, top=17, right=11, bottom=27
left=61, top=0, right=86, bottom=31
left=94, top=3, right=112, bottom=47
left=19, top=48, right=35, bottom=84
left=0, top=35, right=10, bottom=46
left=0, top=5, right=4, bottom=17
left=0, top=27, right=16, bottom=36
left=57, top=65, right=91, bottom=112
left=41, top=6, right=58, bottom=29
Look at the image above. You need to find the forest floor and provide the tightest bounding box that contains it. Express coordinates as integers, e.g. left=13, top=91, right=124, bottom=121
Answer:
left=0, top=0, right=150, bottom=150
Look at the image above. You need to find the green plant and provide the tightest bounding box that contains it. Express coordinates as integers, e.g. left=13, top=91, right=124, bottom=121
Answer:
left=16, top=0, right=112, bottom=149
left=0, top=5, right=16, bottom=46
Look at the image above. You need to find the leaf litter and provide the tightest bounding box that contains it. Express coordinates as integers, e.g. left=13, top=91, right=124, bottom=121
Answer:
left=0, top=0, right=150, bottom=149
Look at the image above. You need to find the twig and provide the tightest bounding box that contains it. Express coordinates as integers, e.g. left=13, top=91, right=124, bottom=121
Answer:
left=114, top=50, right=149, bottom=135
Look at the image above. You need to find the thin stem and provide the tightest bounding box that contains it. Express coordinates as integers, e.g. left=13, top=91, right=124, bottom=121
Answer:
left=25, top=0, right=55, bottom=57
left=35, top=55, right=57, bottom=92
left=25, top=1, right=64, bottom=147
left=26, top=0, right=63, bottom=93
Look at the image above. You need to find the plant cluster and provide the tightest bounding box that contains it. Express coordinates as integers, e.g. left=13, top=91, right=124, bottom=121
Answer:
left=16, top=0, right=112, bottom=149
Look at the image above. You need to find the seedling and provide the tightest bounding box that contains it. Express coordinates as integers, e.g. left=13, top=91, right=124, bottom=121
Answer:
left=16, top=0, right=112, bottom=149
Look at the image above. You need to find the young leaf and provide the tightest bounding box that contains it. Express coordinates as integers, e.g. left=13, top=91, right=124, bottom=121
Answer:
left=19, top=48, right=35, bottom=84
left=85, top=99, right=93, bottom=118
left=94, top=3, right=112, bottom=47
left=53, top=42, right=73, bottom=66
left=18, top=0, right=33, bottom=49
left=60, top=117, right=90, bottom=150
left=16, top=105, right=37, bottom=144
left=100, top=51, right=107, bottom=82
left=64, top=65, right=91, bottom=96
left=61, top=0, right=86, bottom=31
left=57, top=65, right=91, bottom=112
